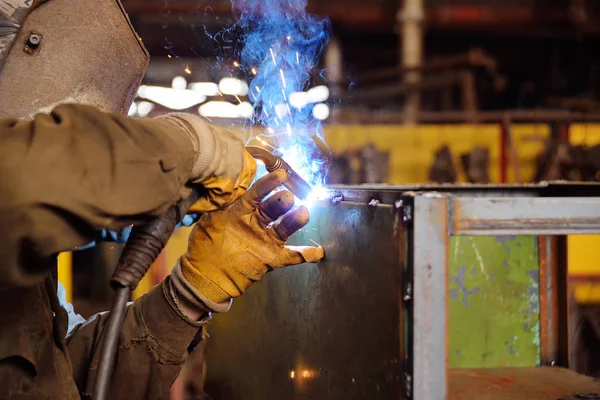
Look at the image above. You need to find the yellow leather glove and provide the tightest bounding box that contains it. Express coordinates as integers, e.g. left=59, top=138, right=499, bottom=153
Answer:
left=180, top=170, right=324, bottom=305
left=188, top=149, right=256, bottom=213
left=158, top=114, right=257, bottom=213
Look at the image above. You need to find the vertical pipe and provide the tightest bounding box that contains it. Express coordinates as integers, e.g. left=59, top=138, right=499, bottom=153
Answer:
left=411, top=193, right=449, bottom=399
left=398, top=0, right=424, bottom=125
left=324, top=37, right=343, bottom=101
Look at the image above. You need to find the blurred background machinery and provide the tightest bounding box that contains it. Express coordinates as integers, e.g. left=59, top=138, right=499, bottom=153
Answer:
left=44, top=0, right=600, bottom=397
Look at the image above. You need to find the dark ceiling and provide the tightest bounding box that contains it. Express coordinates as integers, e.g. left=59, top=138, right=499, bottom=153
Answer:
left=121, top=0, right=600, bottom=110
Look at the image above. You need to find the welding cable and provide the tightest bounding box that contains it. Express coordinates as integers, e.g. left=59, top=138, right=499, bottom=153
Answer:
left=93, top=190, right=200, bottom=400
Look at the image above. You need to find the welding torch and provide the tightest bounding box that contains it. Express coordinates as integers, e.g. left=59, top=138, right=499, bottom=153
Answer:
left=245, top=145, right=312, bottom=200
left=93, top=147, right=311, bottom=400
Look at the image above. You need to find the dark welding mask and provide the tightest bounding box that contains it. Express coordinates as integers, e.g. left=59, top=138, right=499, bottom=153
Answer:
left=0, top=0, right=148, bottom=119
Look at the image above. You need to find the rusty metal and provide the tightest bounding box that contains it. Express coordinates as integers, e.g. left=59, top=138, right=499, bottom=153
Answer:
left=449, top=367, right=600, bottom=399
left=539, top=236, right=570, bottom=367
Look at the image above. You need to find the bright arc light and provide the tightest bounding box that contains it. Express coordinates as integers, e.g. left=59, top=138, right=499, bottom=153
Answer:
left=274, top=103, right=289, bottom=118
left=312, top=103, right=330, bottom=120
left=297, top=186, right=330, bottom=209
left=218, top=78, right=249, bottom=96
left=137, top=101, right=154, bottom=117
left=289, top=92, right=308, bottom=109
left=189, top=82, right=220, bottom=96
left=137, top=85, right=206, bottom=110
left=306, top=85, right=330, bottom=103
left=199, top=101, right=253, bottom=119
left=128, top=102, right=137, bottom=116
left=172, top=76, right=187, bottom=90
left=237, top=102, right=254, bottom=119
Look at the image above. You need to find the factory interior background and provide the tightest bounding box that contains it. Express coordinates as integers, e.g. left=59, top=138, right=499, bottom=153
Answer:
left=51, top=0, right=600, bottom=397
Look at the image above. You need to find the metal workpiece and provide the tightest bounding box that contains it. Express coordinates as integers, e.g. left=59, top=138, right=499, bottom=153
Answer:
left=451, top=197, right=600, bottom=236
left=206, top=200, right=403, bottom=399
left=411, top=194, right=449, bottom=399
left=538, top=236, right=570, bottom=368
left=205, top=183, right=600, bottom=400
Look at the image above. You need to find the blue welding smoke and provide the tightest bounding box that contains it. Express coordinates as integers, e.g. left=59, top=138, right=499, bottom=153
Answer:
left=232, top=0, right=331, bottom=191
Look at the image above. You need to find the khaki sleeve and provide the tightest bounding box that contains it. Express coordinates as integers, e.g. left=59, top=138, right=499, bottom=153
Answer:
left=67, top=277, right=204, bottom=400
left=0, top=104, right=197, bottom=289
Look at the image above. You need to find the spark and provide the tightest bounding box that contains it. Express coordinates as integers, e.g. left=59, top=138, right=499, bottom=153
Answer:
left=282, top=89, right=287, bottom=102
left=296, top=52, right=299, bottom=64
left=233, top=61, right=240, bottom=67
left=184, top=65, right=191, bottom=74
left=267, top=127, right=275, bottom=134
left=286, top=35, right=291, bottom=41
left=286, top=103, right=292, bottom=115
left=251, top=67, right=258, bottom=75
left=290, top=371, right=295, bottom=379
left=269, top=48, right=277, bottom=66
left=279, top=69, right=287, bottom=88
left=167, top=54, right=172, bottom=59
left=286, top=123, right=293, bottom=136
left=263, top=109, right=269, bottom=117
left=255, top=86, right=261, bottom=93
left=234, top=95, right=242, bottom=104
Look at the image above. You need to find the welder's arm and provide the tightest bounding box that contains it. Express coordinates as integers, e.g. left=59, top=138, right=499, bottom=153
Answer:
left=65, top=171, right=323, bottom=399
left=0, top=104, right=255, bottom=289
left=66, top=277, right=204, bottom=400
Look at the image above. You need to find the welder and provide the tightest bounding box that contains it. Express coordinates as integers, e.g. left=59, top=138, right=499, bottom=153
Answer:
left=0, top=0, right=324, bottom=399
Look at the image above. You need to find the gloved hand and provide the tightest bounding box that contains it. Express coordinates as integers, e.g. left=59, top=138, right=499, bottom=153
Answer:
left=176, top=170, right=324, bottom=309
left=187, top=147, right=256, bottom=213
left=158, top=114, right=257, bottom=213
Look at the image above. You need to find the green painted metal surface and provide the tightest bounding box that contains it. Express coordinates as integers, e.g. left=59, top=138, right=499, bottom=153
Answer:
left=449, top=236, right=540, bottom=368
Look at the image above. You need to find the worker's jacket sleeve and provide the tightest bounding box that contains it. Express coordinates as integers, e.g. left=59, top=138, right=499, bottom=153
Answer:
left=0, top=104, right=197, bottom=289
left=66, top=277, right=204, bottom=399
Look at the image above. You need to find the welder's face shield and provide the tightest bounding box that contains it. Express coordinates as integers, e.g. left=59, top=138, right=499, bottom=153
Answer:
left=0, top=0, right=149, bottom=120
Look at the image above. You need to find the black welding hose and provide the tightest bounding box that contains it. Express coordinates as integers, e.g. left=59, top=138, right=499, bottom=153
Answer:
left=93, top=191, right=200, bottom=400
left=92, top=286, right=130, bottom=400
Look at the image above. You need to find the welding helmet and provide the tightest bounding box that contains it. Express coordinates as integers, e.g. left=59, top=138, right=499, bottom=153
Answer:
left=0, top=0, right=148, bottom=119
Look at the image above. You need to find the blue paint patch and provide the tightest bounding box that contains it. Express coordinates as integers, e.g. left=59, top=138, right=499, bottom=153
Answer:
left=449, top=289, right=458, bottom=301
left=450, top=265, right=481, bottom=309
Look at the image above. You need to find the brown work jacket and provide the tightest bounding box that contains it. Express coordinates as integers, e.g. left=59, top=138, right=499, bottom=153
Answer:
left=0, top=104, right=204, bottom=399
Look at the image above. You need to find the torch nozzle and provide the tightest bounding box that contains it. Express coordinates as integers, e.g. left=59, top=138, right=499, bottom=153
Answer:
left=246, top=145, right=312, bottom=200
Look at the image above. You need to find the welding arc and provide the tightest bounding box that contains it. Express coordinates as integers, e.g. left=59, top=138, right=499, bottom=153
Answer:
left=246, top=145, right=312, bottom=200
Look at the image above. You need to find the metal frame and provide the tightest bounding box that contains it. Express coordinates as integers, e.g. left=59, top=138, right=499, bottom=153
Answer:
left=404, top=192, right=600, bottom=400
